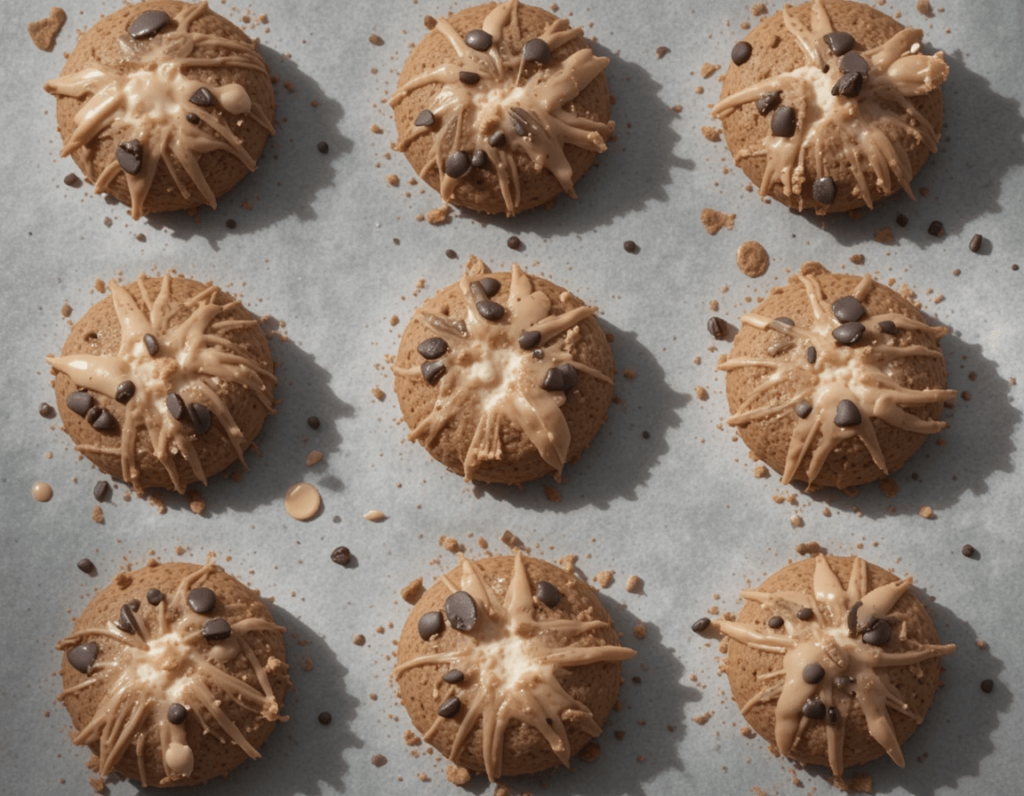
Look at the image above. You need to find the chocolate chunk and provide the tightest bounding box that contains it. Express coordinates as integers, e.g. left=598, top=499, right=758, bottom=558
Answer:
left=832, top=321, right=865, bottom=345
left=421, top=361, right=447, bottom=385
left=437, top=696, right=462, bottom=718
left=93, top=480, right=110, bottom=502
left=147, top=588, right=163, bottom=605
left=187, top=587, right=216, bottom=614
left=928, top=220, right=945, bottom=237
left=478, top=277, right=501, bottom=297
left=771, top=106, right=796, bottom=138
left=488, top=130, right=506, bottom=147
left=896, top=213, right=909, bottom=227
left=115, top=380, right=135, bottom=404
left=839, top=51, right=869, bottom=76
left=444, top=591, right=478, bottom=632
left=471, top=150, right=488, bottom=169
left=797, top=607, right=814, bottom=621
left=116, top=604, right=141, bottom=635
left=475, top=300, right=505, bottom=321
left=418, top=337, right=448, bottom=360
left=731, top=41, right=753, bottom=65
left=961, top=543, right=975, bottom=558
left=623, top=239, right=639, bottom=253
left=445, top=151, right=471, bottom=179
left=755, top=91, right=782, bottom=116
left=190, top=87, right=214, bottom=107
left=878, top=320, right=898, bottom=335
left=824, top=31, right=855, bottom=56
left=116, top=140, right=143, bottom=175
left=331, top=546, right=352, bottom=566
left=831, top=70, right=864, bottom=98
left=187, top=403, right=212, bottom=435
left=807, top=347, right=817, bottom=364
left=418, top=611, right=444, bottom=640
left=834, top=399, right=862, bottom=427
left=129, top=10, right=170, bottom=39
left=90, top=409, right=117, bottom=431
left=317, top=711, right=332, bottom=725
left=414, top=109, right=435, bottom=127
left=707, top=316, right=726, bottom=340
left=464, top=29, right=492, bottom=51
left=143, top=333, right=159, bottom=356
left=442, top=669, right=465, bottom=684
left=167, top=703, right=187, bottom=725
left=307, top=416, right=321, bottom=430
left=518, top=330, right=542, bottom=350
left=535, top=581, right=560, bottom=608
left=67, top=391, right=92, bottom=417
left=458, top=71, right=480, bottom=85
left=813, top=176, right=837, bottom=205
left=507, top=235, right=521, bottom=250
left=541, top=365, right=569, bottom=392
left=202, top=618, right=232, bottom=642
left=166, top=392, right=187, bottom=421
left=803, top=663, right=826, bottom=684
left=862, top=618, right=891, bottom=646
left=767, top=615, right=784, bottom=629
left=969, top=233, right=983, bottom=253
left=691, top=617, right=711, bottom=633
left=795, top=401, right=812, bottom=419
left=67, top=642, right=98, bottom=674
left=832, top=296, right=865, bottom=323
left=76, top=559, right=94, bottom=574
left=39, top=402, right=55, bottom=418
left=317, top=141, right=329, bottom=154
left=802, top=699, right=826, bottom=720
left=185, top=112, right=200, bottom=125
left=981, top=679, right=994, bottom=693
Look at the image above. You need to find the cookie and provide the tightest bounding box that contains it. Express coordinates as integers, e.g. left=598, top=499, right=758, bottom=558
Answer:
left=390, top=0, right=613, bottom=216
left=715, top=555, right=954, bottom=778
left=712, top=0, right=948, bottom=213
left=720, top=262, right=955, bottom=490
left=57, top=560, right=290, bottom=787
left=47, top=274, right=276, bottom=494
left=44, top=0, right=275, bottom=219
left=392, top=257, right=614, bottom=484
left=395, top=552, right=636, bottom=779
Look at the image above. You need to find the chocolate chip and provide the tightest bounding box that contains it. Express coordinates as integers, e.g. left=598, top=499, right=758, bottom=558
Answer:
left=834, top=675, right=855, bottom=691
left=961, top=543, right=975, bottom=558
left=929, top=220, right=946, bottom=237
left=471, top=149, right=488, bottom=169
left=834, top=399, right=862, bottom=427
left=827, top=706, right=839, bottom=724
left=39, top=402, right=55, bottom=418
left=797, top=607, right=814, bottom=621
left=76, top=559, right=94, bottom=574
left=147, top=588, right=163, bottom=606
left=969, top=233, right=983, bottom=253
left=813, top=176, right=837, bottom=205
left=414, top=109, right=435, bottom=127
left=445, top=248, right=458, bottom=259
left=771, top=106, right=796, bottom=138
left=535, top=581, right=560, bottom=608
left=832, top=295, right=865, bottom=322
left=445, top=151, right=471, bottom=179
left=116, top=140, right=143, bottom=175
left=691, top=617, right=711, bottom=633
left=807, top=347, right=817, bottom=364
left=421, top=361, right=447, bottom=385
left=67, top=391, right=93, bottom=417
left=417, top=338, right=447, bottom=360
left=188, top=403, right=212, bottom=435
left=509, top=109, right=528, bottom=136
left=166, top=392, right=187, bottom=421
left=477, top=277, right=501, bottom=298
left=444, top=591, right=478, bottom=632
left=89, top=409, right=117, bottom=431
left=623, top=239, right=639, bottom=253
left=64, top=173, right=81, bottom=187
left=186, top=112, right=200, bottom=125
left=127, top=599, right=141, bottom=611
left=896, top=213, right=909, bottom=227
left=832, top=322, right=865, bottom=345
left=187, top=587, right=216, bottom=614
left=839, top=51, right=869, bottom=76
left=143, top=333, right=159, bottom=356
left=981, top=679, right=994, bottom=693
left=707, top=316, right=726, bottom=340
left=464, top=29, right=492, bottom=51
left=458, top=71, right=480, bottom=85
left=518, top=330, right=542, bottom=350
left=114, top=380, right=135, bottom=404
left=488, top=130, right=506, bottom=147
left=507, top=235, right=521, bottom=250
left=797, top=400, right=814, bottom=418
left=116, top=604, right=141, bottom=635
left=190, top=87, right=213, bottom=106
left=542, top=364, right=577, bottom=392
left=516, top=36, right=550, bottom=64
left=802, top=699, right=826, bottom=720
left=331, top=546, right=352, bottom=566
left=67, top=642, right=98, bottom=674
left=167, top=703, right=187, bottom=724
left=824, top=31, right=855, bottom=56
left=307, top=416, right=321, bottom=430
left=755, top=91, right=782, bottom=116
left=317, top=141, right=329, bottom=154
left=803, top=663, right=826, bottom=684
left=532, top=350, right=544, bottom=360
left=202, top=618, right=232, bottom=642
left=862, top=618, right=892, bottom=647
left=475, top=300, right=504, bottom=321
left=767, top=616, right=784, bottom=629
left=878, top=320, right=898, bottom=335
left=442, top=669, right=465, bottom=684
left=775, top=317, right=795, bottom=326
left=418, top=611, right=444, bottom=640
left=84, top=405, right=102, bottom=426
left=129, top=10, right=170, bottom=39
left=831, top=70, right=864, bottom=98
left=731, top=41, right=753, bottom=65
left=437, top=696, right=462, bottom=718
left=318, top=711, right=332, bottom=725
left=93, top=480, right=110, bottom=502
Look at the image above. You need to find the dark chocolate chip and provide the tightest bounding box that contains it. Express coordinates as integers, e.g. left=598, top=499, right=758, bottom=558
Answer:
left=832, top=295, right=865, bottom=323
left=519, top=330, right=542, bottom=350
left=475, top=300, right=505, bottom=321
left=129, top=10, right=170, bottom=39
left=471, top=149, right=488, bottom=168
left=147, top=588, right=163, bottom=605
left=834, top=676, right=855, bottom=691
left=226, top=219, right=237, bottom=229
left=535, top=581, right=560, bottom=608
left=187, top=587, right=216, bottom=614
left=896, top=213, right=909, bottom=227
left=803, top=663, right=826, bottom=684
left=67, top=642, right=98, bottom=674
left=509, top=110, right=528, bottom=136
left=115, top=380, right=136, bottom=404
left=878, top=320, right=898, bottom=335
left=143, top=333, right=159, bottom=356
left=77, top=559, right=94, bottom=574
left=928, top=221, right=946, bottom=238
left=39, top=402, right=55, bottom=418
left=507, top=235, right=521, bottom=250
left=488, top=130, right=506, bottom=147
left=67, top=391, right=93, bottom=417
left=839, top=51, right=869, bottom=76
left=414, top=109, right=435, bottom=127
left=202, top=617, right=232, bottom=642
left=185, top=112, right=200, bottom=125
left=307, top=416, right=321, bottom=430
left=116, top=140, right=143, bottom=175
left=755, top=91, right=782, bottom=116
left=445, top=248, right=459, bottom=259
left=813, top=176, right=837, bottom=205
left=832, top=322, right=866, bottom=345
left=93, top=480, right=110, bottom=502
left=187, top=403, right=212, bottom=435
left=771, top=106, right=796, bottom=138
left=418, top=611, right=444, bottom=640
left=831, top=70, right=864, bottom=98
left=464, top=29, right=492, bottom=51
left=824, top=31, right=855, bottom=56
left=85, top=406, right=103, bottom=426
left=834, top=399, right=862, bottom=427
left=317, top=141, right=329, bottom=154
left=795, top=400, right=812, bottom=419
left=775, top=317, right=795, bottom=326
left=127, top=599, right=140, bottom=611
left=458, top=71, right=480, bottom=85
left=478, top=277, right=501, bottom=298
left=442, top=669, right=465, bottom=684
left=417, top=337, right=448, bottom=360
left=116, top=604, right=140, bottom=635
left=421, top=361, right=447, bottom=385
left=166, top=392, right=187, bottom=421
left=532, top=349, right=544, bottom=360
left=802, top=699, right=826, bottom=720
left=90, top=409, right=117, bottom=431
left=444, top=591, right=478, bottom=632
left=437, top=696, right=462, bottom=718
left=707, top=316, right=726, bottom=340
left=961, top=543, right=975, bottom=558
left=445, top=151, right=471, bottom=179
left=862, top=618, right=891, bottom=646
left=981, top=679, right=994, bottom=693
left=318, top=711, right=332, bottom=725
left=623, top=239, right=639, bottom=253
left=767, top=615, right=784, bottom=629
left=969, top=233, right=983, bottom=253
left=190, top=87, right=214, bottom=107
left=541, top=366, right=566, bottom=392
left=331, top=546, right=352, bottom=566
left=827, top=707, right=839, bottom=724
left=731, top=41, right=753, bottom=65
left=167, top=703, right=187, bottom=724
left=797, top=607, right=814, bottom=621
left=522, top=38, right=551, bottom=63
left=691, top=617, right=711, bottom=633
left=807, top=347, right=817, bottom=365
left=64, top=173, right=81, bottom=187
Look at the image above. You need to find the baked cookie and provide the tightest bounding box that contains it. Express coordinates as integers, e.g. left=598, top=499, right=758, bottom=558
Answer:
left=714, top=555, right=954, bottom=779
left=57, top=560, right=290, bottom=787
left=390, top=0, right=613, bottom=216
left=395, top=552, right=636, bottom=779
left=719, top=262, right=955, bottom=490
left=712, top=0, right=948, bottom=213
left=392, top=257, right=614, bottom=484
left=44, top=0, right=275, bottom=219
left=47, top=274, right=276, bottom=494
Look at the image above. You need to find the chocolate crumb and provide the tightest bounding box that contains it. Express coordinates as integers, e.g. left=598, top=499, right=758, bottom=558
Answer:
left=445, top=249, right=458, bottom=259
left=368, top=34, right=384, bottom=45
left=507, top=235, right=521, bottom=250
left=39, top=402, right=55, bottom=418
left=981, top=679, right=994, bottom=693
left=370, top=754, right=388, bottom=767
left=317, top=141, right=329, bottom=154
left=927, top=220, right=945, bottom=237
left=318, top=712, right=332, bottom=725
left=623, top=240, right=639, bottom=253
left=969, top=233, right=983, bottom=253
left=307, top=416, right=321, bottom=430
left=961, top=544, right=975, bottom=558
left=226, top=219, right=237, bottom=229
left=656, top=46, right=670, bottom=59
left=63, top=173, right=81, bottom=188
left=77, top=559, right=95, bottom=574
left=896, top=213, right=909, bottom=227
left=331, top=546, right=352, bottom=566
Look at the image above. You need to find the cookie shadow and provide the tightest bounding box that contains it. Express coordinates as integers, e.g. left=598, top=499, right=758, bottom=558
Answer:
left=141, top=45, right=352, bottom=249
left=471, top=321, right=689, bottom=512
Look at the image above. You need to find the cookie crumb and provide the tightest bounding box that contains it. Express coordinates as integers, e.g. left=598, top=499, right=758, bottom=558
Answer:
left=874, top=226, right=895, bottom=244
left=736, top=240, right=770, bottom=277
left=28, top=7, right=66, bottom=51
left=918, top=506, right=935, bottom=519
left=579, top=742, right=601, bottom=762
left=386, top=174, right=400, bottom=187
left=305, top=450, right=323, bottom=467
left=633, top=623, right=647, bottom=640
left=595, top=570, right=615, bottom=589
left=401, top=577, right=424, bottom=604
left=438, top=535, right=463, bottom=553
left=403, top=729, right=422, bottom=746
left=91, top=505, right=104, bottom=525
left=740, top=726, right=756, bottom=738
left=694, top=386, right=709, bottom=401
left=543, top=485, right=562, bottom=503
left=753, top=465, right=769, bottom=479
left=850, top=253, right=865, bottom=265
left=559, top=553, right=577, bottom=573
left=700, top=126, right=721, bottom=142
left=795, top=541, right=822, bottom=555
left=752, top=3, right=768, bottom=14
left=625, top=575, right=643, bottom=593
left=692, top=711, right=714, bottom=725
left=368, top=34, right=384, bottom=45
left=656, top=46, right=670, bottom=59
left=353, top=634, right=366, bottom=646
left=372, top=386, right=386, bottom=401
left=790, top=515, right=804, bottom=528
left=700, top=62, right=719, bottom=79
left=364, top=510, right=387, bottom=522
left=370, top=754, right=388, bottom=767
left=445, top=765, right=471, bottom=785
left=879, top=478, right=899, bottom=497
left=88, top=777, right=107, bottom=794
left=500, top=530, right=522, bottom=549
left=701, top=208, right=736, bottom=236
left=916, top=0, right=934, bottom=15
left=427, top=205, right=452, bottom=225
left=187, top=491, right=206, bottom=515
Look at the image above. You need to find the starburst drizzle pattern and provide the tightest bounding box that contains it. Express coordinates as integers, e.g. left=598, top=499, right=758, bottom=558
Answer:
left=719, top=265, right=955, bottom=488
left=716, top=556, right=954, bottom=777
left=394, top=552, right=635, bottom=780
left=44, top=1, right=274, bottom=219
left=57, top=563, right=287, bottom=786
left=47, top=274, right=275, bottom=493
left=393, top=263, right=612, bottom=481
left=390, top=0, right=612, bottom=215
left=712, top=0, right=948, bottom=212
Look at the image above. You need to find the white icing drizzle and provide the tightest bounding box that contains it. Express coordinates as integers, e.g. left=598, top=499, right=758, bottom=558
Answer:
left=716, top=556, right=954, bottom=777
left=712, top=0, right=948, bottom=212
left=394, top=552, right=635, bottom=780
left=56, top=563, right=287, bottom=786
left=390, top=0, right=613, bottom=215
left=719, top=265, right=956, bottom=488
left=44, top=1, right=274, bottom=219
left=392, top=263, right=612, bottom=481
left=47, top=274, right=276, bottom=494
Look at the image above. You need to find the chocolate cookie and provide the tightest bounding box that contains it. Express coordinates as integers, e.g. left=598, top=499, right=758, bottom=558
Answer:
left=57, top=560, right=290, bottom=787
left=393, top=257, right=615, bottom=484
left=48, top=274, right=276, bottom=493
left=45, top=0, right=275, bottom=219
left=720, top=262, right=955, bottom=490
left=390, top=0, right=613, bottom=216
left=712, top=0, right=948, bottom=213
left=395, top=553, right=636, bottom=779
left=715, top=555, right=954, bottom=777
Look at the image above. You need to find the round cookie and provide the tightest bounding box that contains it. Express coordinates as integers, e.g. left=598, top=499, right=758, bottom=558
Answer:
left=47, top=274, right=276, bottom=494
left=714, top=555, right=954, bottom=777
left=390, top=0, right=613, bottom=216
left=57, top=560, right=290, bottom=787
left=712, top=0, right=948, bottom=213
left=45, top=0, right=275, bottom=219
left=392, top=257, right=615, bottom=484
left=720, top=262, right=955, bottom=490
left=394, top=552, right=636, bottom=779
